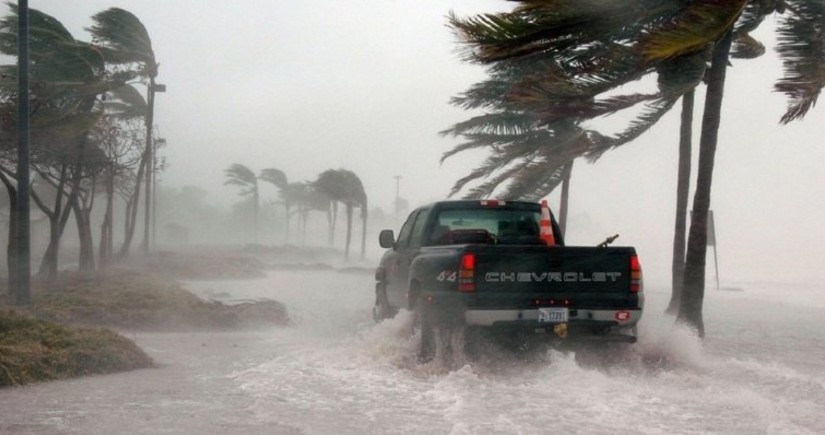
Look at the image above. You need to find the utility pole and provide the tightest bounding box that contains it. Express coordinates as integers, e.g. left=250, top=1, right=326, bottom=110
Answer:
left=14, top=0, right=31, bottom=306
left=393, top=175, right=402, bottom=227
left=151, top=140, right=166, bottom=247
left=141, top=81, right=165, bottom=254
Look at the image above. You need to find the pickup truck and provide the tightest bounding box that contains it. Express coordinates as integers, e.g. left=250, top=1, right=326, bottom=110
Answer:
left=373, top=200, right=643, bottom=361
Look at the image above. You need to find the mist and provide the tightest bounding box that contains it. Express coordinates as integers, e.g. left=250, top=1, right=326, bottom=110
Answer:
left=7, top=1, right=817, bottom=294
left=1, top=1, right=823, bottom=432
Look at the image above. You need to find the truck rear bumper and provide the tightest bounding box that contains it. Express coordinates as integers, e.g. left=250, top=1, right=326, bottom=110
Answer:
left=464, top=307, right=641, bottom=327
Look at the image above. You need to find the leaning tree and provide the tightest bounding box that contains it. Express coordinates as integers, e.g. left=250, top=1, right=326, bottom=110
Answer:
left=224, top=163, right=261, bottom=240
left=448, top=0, right=824, bottom=335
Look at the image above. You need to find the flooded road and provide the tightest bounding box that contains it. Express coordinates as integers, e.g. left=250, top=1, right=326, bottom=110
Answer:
left=1, top=269, right=823, bottom=434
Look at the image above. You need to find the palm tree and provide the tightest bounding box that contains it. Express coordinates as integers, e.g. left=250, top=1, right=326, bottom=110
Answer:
left=447, top=0, right=751, bottom=335
left=665, top=90, right=694, bottom=314
left=101, top=84, right=148, bottom=259
left=337, top=170, right=367, bottom=261
left=314, top=169, right=345, bottom=247
left=773, top=1, right=825, bottom=124
left=88, top=7, right=159, bottom=254
left=224, top=164, right=260, bottom=240
left=0, top=6, right=130, bottom=282
left=279, top=181, right=307, bottom=244
left=313, top=169, right=368, bottom=260
left=259, top=168, right=288, bottom=242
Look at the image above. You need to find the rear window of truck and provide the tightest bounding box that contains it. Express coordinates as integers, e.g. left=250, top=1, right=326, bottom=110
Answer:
left=428, top=208, right=542, bottom=246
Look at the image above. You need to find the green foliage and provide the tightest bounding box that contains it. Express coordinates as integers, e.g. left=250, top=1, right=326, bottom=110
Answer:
left=774, top=0, right=825, bottom=123
left=87, top=7, right=156, bottom=74
left=442, top=0, right=778, bottom=200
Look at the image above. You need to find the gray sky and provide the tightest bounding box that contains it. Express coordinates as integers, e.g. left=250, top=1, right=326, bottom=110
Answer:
left=27, top=1, right=825, bottom=285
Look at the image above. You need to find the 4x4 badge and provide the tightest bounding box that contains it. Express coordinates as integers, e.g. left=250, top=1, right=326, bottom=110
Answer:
left=436, top=270, right=457, bottom=282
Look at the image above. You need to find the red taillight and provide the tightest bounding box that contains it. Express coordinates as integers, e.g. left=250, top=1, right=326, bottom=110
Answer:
left=459, top=252, right=476, bottom=292
left=630, top=254, right=643, bottom=293
left=480, top=199, right=506, bottom=207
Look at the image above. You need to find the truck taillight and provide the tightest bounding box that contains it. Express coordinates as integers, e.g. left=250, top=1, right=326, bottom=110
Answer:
left=480, top=199, right=505, bottom=207
left=459, top=252, right=476, bottom=292
left=630, top=254, right=643, bottom=293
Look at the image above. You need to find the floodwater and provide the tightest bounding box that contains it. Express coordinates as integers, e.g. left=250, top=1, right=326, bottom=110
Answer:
left=1, top=269, right=823, bottom=434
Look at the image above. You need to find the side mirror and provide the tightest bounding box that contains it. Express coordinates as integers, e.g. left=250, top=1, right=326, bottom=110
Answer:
left=379, top=230, right=396, bottom=249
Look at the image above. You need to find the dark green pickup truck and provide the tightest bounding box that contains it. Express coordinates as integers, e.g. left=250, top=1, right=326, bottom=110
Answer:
left=373, top=200, right=643, bottom=361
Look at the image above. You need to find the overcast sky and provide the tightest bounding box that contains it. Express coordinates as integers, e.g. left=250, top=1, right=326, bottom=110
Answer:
left=24, top=1, right=825, bottom=286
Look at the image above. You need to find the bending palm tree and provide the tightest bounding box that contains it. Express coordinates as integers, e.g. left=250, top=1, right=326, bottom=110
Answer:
left=88, top=8, right=159, bottom=254
left=224, top=164, right=260, bottom=241
left=102, top=84, right=148, bottom=258
left=448, top=0, right=817, bottom=335
left=259, top=168, right=289, bottom=242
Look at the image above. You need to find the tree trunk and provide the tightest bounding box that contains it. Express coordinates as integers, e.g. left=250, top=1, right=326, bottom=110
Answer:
left=32, top=165, right=73, bottom=283
left=37, top=215, right=60, bottom=282
left=141, top=79, right=156, bottom=255
left=329, top=202, right=339, bottom=247
left=360, top=203, right=368, bottom=261
left=252, top=188, right=259, bottom=243
left=301, top=204, right=308, bottom=246
left=99, top=164, right=115, bottom=268
left=284, top=202, right=290, bottom=244
left=1, top=173, right=18, bottom=297
left=118, top=154, right=147, bottom=257
left=677, top=31, right=734, bottom=337
left=344, top=203, right=353, bottom=261
left=73, top=198, right=95, bottom=275
left=666, top=90, right=695, bottom=315
left=558, top=161, right=573, bottom=237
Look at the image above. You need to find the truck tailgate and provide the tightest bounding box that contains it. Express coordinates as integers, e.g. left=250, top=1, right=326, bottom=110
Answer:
left=468, top=245, right=638, bottom=309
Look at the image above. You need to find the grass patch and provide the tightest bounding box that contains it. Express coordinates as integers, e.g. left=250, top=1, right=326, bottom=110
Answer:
left=0, top=268, right=289, bottom=387
left=0, top=310, right=153, bottom=387
left=28, top=271, right=289, bottom=331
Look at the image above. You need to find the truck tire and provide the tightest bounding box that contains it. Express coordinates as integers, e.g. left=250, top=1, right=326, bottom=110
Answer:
left=372, top=283, right=397, bottom=323
left=415, top=298, right=435, bottom=362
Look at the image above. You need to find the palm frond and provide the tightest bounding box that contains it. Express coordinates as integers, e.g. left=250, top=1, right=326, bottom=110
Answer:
left=774, top=0, right=825, bottom=123
left=87, top=8, right=156, bottom=73
left=449, top=1, right=673, bottom=63
left=260, top=168, right=288, bottom=189
left=224, top=163, right=257, bottom=187
left=731, top=32, right=765, bottom=59
left=587, top=96, right=679, bottom=161
left=637, top=0, right=748, bottom=61
left=440, top=111, right=540, bottom=138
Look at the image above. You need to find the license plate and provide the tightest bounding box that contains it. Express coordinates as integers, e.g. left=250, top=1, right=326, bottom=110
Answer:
left=538, top=307, right=569, bottom=323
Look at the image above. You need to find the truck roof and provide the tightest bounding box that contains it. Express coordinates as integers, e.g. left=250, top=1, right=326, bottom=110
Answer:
left=418, top=199, right=541, bottom=211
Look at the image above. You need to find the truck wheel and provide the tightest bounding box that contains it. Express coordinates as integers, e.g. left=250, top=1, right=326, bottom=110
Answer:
left=415, top=299, right=435, bottom=362
left=372, top=284, right=396, bottom=323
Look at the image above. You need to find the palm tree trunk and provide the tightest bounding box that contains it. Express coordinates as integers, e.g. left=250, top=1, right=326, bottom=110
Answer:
left=73, top=197, right=95, bottom=276
left=32, top=166, right=76, bottom=283
left=344, top=203, right=353, bottom=261
left=558, top=161, right=573, bottom=237
left=253, top=188, right=259, bottom=242
left=141, top=78, right=155, bottom=255
left=666, top=90, right=695, bottom=315
left=301, top=204, right=308, bottom=246
left=31, top=188, right=59, bottom=282
left=360, top=202, right=368, bottom=260
left=329, top=202, right=338, bottom=247
left=677, top=31, right=734, bottom=337
left=119, top=153, right=147, bottom=257
left=99, top=164, right=115, bottom=268
left=1, top=172, right=18, bottom=294
left=284, top=203, right=290, bottom=244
